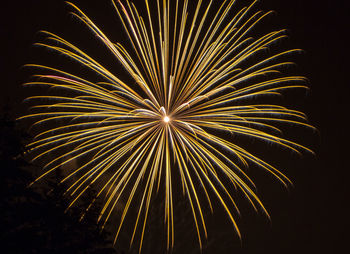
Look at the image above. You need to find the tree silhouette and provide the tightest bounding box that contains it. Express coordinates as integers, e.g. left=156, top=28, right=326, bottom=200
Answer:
left=0, top=110, right=119, bottom=254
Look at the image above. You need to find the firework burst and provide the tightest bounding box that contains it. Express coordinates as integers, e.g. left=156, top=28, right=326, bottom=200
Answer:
left=21, top=0, right=314, bottom=252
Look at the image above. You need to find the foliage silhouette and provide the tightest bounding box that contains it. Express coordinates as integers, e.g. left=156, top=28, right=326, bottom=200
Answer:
left=0, top=111, right=119, bottom=254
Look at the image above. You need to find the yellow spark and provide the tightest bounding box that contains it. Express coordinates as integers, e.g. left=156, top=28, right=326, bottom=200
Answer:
left=20, top=0, right=314, bottom=252
left=163, top=116, right=170, bottom=123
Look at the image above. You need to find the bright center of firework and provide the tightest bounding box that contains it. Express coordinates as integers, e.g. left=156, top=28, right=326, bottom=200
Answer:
left=163, top=116, right=170, bottom=123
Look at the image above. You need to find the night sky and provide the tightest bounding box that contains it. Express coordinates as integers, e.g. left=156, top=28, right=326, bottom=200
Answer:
left=1, top=0, right=349, bottom=253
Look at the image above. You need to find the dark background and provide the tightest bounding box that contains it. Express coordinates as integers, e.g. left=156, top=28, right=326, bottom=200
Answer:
left=1, top=0, right=349, bottom=253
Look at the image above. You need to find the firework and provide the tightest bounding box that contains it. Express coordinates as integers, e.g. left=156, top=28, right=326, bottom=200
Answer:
left=21, top=0, right=314, bottom=252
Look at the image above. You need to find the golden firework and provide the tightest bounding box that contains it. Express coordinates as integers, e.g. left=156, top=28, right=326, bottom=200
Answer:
left=21, top=0, right=314, bottom=252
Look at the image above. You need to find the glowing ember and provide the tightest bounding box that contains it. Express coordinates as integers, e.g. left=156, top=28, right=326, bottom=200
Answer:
left=163, top=116, right=170, bottom=123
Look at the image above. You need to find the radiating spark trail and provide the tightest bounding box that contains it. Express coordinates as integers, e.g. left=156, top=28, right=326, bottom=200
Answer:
left=21, top=0, right=314, bottom=252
